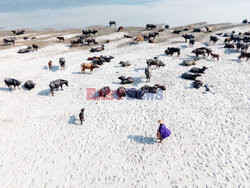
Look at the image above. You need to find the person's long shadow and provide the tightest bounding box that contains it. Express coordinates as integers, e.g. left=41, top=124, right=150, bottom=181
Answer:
left=127, top=135, right=156, bottom=144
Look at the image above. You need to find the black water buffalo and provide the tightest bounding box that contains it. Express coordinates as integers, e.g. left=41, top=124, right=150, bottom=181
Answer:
left=32, top=44, right=38, bottom=51
left=3, top=37, right=16, bottom=45
left=119, top=61, right=131, bottom=67
left=85, top=38, right=98, bottom=45
left=49, top=79, right=68, bottom=96
left=189, top=39, right=195, bottom=46
left=146, top=58, right=165, bottom=69
left=145, top=66, right=152, bottom=82
left=18, top=47, right=32, bottom=53
left=173, top=30, right=182, bottom=34
left=165, top=47, right=180, bottom=56
left=209, top=36, right=219, bottom=44
left=165, top=25, right=169, bottom=29
left=181, top=73, right=201, bottom=80
left=190, top=66, right=208, bottom=74
left=182, top=34, right=194, bottom=42
left=109, top=21, right=116, bottom=27
left=4, top=78, right=21, bottom=90
left=24, top=80, right=35, bottom=90
left=118, top=76, right=134, bottom=84
left=192, top=49, right=206, bottom=58
left=79, top=108, right=85, bottom=125
left=116, top=86, right=126, bottom=98
left=196, top=47, right=212, bottom=57
left=146, top=24, right=156, bottom=30
left=90, top=45, right=104, bottom=52
left=192, top=80, right=203, bottom=89
left=193, top=28, right=201, bottom=32
left=126, top=88, right=145, bottom=99
left=224, top=43, right=235, bottom=49
left=148, top=32, right=159, bottom=39
left=98, top=86, right=111, bottom=97
left=59, top=58, right=66, bottom=69
left=12, top=30, right=25, bottom=35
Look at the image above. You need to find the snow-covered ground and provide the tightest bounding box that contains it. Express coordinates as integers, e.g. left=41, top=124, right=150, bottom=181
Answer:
left=0, top=24, right=249, bottom=187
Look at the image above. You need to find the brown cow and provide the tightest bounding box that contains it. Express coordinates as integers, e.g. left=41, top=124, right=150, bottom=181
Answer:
left=81, top=63, right=99, bottom=73
left=117, top=26, right=124, bottom=32
left=211, top=53, right=219, bottom=60
left=48, top=60, right=52, bottom=70
left=57, top=36, right=65, bottom=42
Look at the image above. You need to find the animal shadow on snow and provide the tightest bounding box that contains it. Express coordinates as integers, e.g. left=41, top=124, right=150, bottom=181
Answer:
left=37, top=89, right=51, bottom=96
left=128, top=135, right=156, bottom=144
left=132, top=77, right=143, bottom=86
left=72, top=72, right=83, bottom=75
left=180, top=45, right=188, bottom=49
left=202, top=42, right=210, bottom=47
left=0, top=87, right=13, bottom=92
left=129, top=41, right=138, bottom=45
left=43, top=66, right=60, bottom=72
left=68, top=115, right=79, bottom=125
left=171, top=41, right=185, bottom=44
left=224, top=49, right=239, bottom=54
left=231, top=59, right=242, bottom=63
left=134, top=68, right=145, bottom=72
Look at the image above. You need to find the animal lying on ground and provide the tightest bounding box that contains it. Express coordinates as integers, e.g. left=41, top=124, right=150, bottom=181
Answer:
left=181, top=73, right=201, bottom=80
left=79, top=108, right=85, bottom=125
left=126, top=89, right=145, bottom=99
left=81, top=63, right=99, bottom=73
left=4, top=78, right=21, bottom=90
left=119, top=61, right=131, bottom=67
left=181, top=58, right=199, bottom=66
left=85, top=38, right=98, bottom=45
left=98, top=86, right=110, bottom=97
left=24, top=80, right=35, bottom=90
left=224, top=44, right=235, bottom=49
left=59, top=58, right=66, bottom=69
left=124, top=34, right=132, bottom=38
left=90, top=45, right=105, bottom=52
left=146, top=58, right=165, bottom=69
left=141, top=84, right=166, bottom=93
left=49, top=79, right=68, bottom=96
left=12, top=30, right=25, bottom=35
left=118, top=76, right=134, bottom=84
left=192, top=80, right=203, bottom=89
left=18, top=47, right=32, bottom=53
left=116, top=86, right=126, bottom=98
left=190, top=66, right=208, bottom=74
left=146, top=24, right=156, bottom=30
left=165, top=47, right=180, bottom=56
left=193, top=28, right=201, bottom=32
left=57, top=37, right=65, bottom=42
left=173, top=30, right=182, bottom=34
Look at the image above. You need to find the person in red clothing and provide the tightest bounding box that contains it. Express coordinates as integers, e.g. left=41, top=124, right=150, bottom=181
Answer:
left=157, top=120, right=171, bottom=143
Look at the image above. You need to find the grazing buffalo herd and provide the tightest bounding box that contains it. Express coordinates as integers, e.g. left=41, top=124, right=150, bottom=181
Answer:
left=1, top=21, right=249, bottom=124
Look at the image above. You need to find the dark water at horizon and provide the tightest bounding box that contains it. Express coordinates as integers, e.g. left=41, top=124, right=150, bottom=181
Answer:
left=0, top=0, right=249, bottom=30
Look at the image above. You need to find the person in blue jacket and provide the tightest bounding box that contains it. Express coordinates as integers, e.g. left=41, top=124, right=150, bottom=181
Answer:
left=157, top=120, right=171, bottom=143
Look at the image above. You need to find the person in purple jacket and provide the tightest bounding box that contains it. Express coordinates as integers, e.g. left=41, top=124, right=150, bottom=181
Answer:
left=157, top=120, right=171, bottom=143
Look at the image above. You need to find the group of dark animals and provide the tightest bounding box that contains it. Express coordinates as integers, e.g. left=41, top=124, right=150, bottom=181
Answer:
left=4, top=78, right=35, bottom=90
left=2, top=21, right=249, bottom=124
left=48, top=58, right=66, bottom=70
